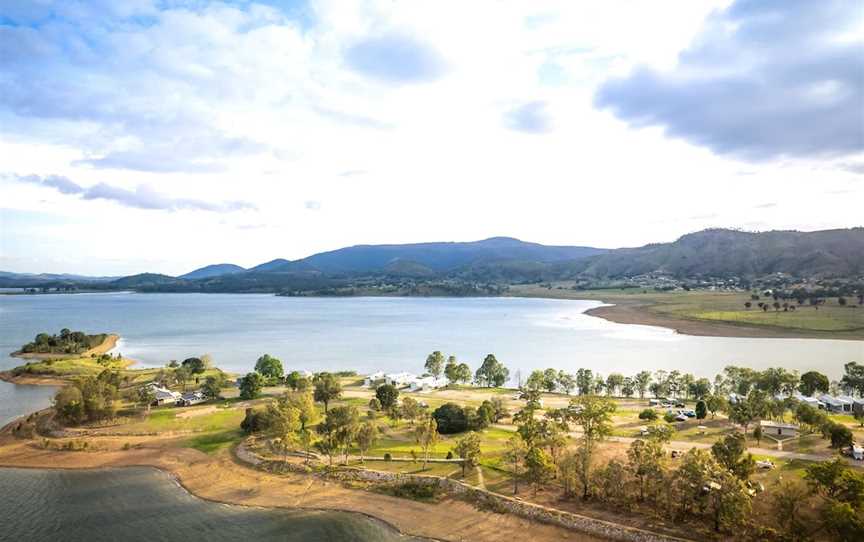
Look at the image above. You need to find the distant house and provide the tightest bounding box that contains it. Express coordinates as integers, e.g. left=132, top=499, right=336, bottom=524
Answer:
left=760, top=420, right=799, bottom=438
left=853, top=398, right=864, bottom=414
left=819, top=394, right=847, bottom=413
left=793, top=392, right=824, bottom=409
left=363, top=372, right=385, bottom=388
left=151, top=386, right=182, bottom=406
left=408, top=375, right=448, bottom=392
left=177, top=391, right=206, bottom=407
left=383, top=372, right=416, bottom=388
left=836, top=396, right=856, bottom=413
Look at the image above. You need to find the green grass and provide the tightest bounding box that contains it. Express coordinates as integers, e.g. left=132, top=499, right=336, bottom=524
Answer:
left=123, top=406, right=245, bottom=434
left=511, top=285, right=864, bottom=337
left=185, top=429, right=243, bottom=454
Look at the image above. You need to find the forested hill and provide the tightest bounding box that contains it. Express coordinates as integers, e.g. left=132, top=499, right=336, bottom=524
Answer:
left=566, top=228, right=864, bottom=279
left=1, top=229, right=862, bottom=293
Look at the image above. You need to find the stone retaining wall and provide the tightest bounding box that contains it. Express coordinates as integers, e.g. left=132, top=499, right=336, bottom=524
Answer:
left=238, top=445, right=690, bottom=542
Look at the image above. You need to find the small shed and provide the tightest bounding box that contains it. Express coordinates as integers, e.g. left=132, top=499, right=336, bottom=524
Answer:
left=760, top=420, right=799, bottom=438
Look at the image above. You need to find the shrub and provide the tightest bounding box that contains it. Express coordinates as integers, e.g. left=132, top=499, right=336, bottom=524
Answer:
left=432, top=403, right=468, bottom=434
left=384, top=452, right=392, bottom=462
left=663, top=411, right=677, bottom=423
left=638, top=408, right=658, bottom=421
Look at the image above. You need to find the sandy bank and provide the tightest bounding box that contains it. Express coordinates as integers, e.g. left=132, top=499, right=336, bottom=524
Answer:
left=11, top=333, right=121, bottom=361
left=0, top=372, right=67, bottom=387
left=0, top=436, right=603, bottom=542
left=582, top=302, right=854, bottom=339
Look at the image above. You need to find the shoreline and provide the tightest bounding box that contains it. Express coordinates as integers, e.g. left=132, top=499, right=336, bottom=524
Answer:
left=581, top=301, right=864, bottom=340
left=11, top=333, right=121, bottom=361
left=0, top=436, right=603, bottom=542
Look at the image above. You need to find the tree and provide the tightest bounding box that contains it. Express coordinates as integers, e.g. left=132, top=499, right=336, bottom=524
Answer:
left=840, top=362, right=864, bottom=397
left=181, top=357, right=206, bottom=375
left=444, top=355, right=459, bottom=385
left=542, top=368, right=558, bottom=392
left=829, top=423, right=853, bottom=449
left=504, top=435, right=526, bottom=494
left=752, top=424, right=763, bottom=446
left=313, top=372, right=342, bottom=413
left=401, top=396, right=422, bottom=424
left=255, top=354, right=284, bottom=380
left=822, top=501, right=864, bottom=540
left=524, top=446, right=555, bottom=493
left=705, top=394, right=726, bottom=418
left=474, top=401, right=495, bottom=430
left=711, top=433, right=755, bottom=480
left=284, top=371, right=304, bottom=391
left=263, top=401, right=301, bottom=462
left=239, top=372, right=264, bottom=400
left=137, top=386, right=156, bottom=414
left=283, top=390, right=319, bottom=432
left=453, top=431, right=482, bottom=477
left=202, top=373, right=226, bottom=399
left=355, top=420, right=379, bottom=463
left=799, top=371, right=829, bottom=397
left=173, top=366, right=191, bottom=391
left=627, top=438, right=665, bottom=502
left=474, top=354, right=509, bottom=387
left=689, top=378, right=711, bottom=400
left=634, top=371, right=652, bottom=399
left=605, top=373, right=624, bottom=397
left=432, top=403, right=468, bottom=434
left=454, top=363, right=472, bottom=385
left=557, top=371, right=576, bottom=395
left=695, top=400, right=707, bottom=420
left=575, top=368, right=593, bottom=395
left=375, top=384, right=399, bottom=412
left=414, top=415, right=440, bottom=469
left=424, top=351, right=445, bottom=379
left=368, top=397, right=381, bottom=412
left=771, top=480, right=811, bottom=541
left=525, top=370, right=546, bottom=392
left=569, top=395, right=616, bottom=499
left=621, top=377, right=635, bottom=398
left=54, top=386, right=85, bottom=425
left=317, top=405, right=360, bottom=465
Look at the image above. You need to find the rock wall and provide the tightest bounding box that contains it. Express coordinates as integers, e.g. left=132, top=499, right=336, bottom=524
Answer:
left=240, top=446, right=689, bottom=542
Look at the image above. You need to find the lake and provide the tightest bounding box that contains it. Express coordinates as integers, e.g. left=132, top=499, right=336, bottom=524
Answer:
left=0, top=466, right=420, bottom=542
left=1, top=292, right=861, bottom=386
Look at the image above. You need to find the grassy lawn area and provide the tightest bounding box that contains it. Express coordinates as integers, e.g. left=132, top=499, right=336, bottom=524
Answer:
left=12, top=356, right=134, bottom=377
left=510, top=285, right=864, bottom=336
left=185, top=429, right=244, bottom=454
left=120, top=404, right=246, bottom=434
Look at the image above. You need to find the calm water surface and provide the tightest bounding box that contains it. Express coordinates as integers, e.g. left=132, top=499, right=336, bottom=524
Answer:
left=1, top=292, right=861, bottom=379
left=0, top=467, right=420, bottom=542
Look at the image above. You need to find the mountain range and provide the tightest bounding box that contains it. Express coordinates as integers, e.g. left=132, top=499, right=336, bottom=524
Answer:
left=2, top=228, right=862, bottom=292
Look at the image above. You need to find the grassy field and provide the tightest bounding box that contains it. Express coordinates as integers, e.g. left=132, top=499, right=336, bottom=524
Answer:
left=511, top=285, right=864, bottom=338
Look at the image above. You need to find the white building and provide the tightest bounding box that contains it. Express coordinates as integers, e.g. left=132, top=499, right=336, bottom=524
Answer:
left=363, top=372, right=385, bottom=388
left=384, top=372, right=416, bottom=387
left=819, top=394, right=848, bottom=413
left=407, top=375, right=448, bottom=392
left=150, top=386, right=182, bottom=406
left=793, top=393, right=823, bottom=409
left=760, top=420, right=799, bottom=438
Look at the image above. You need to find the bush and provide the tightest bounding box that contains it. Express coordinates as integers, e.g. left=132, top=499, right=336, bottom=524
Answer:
left=384, top=452, right=392, bottom=462
left=432, top=403, right=468, bottom=434
left=386, top=481, right=440, bottom=501
left=663, top=411, right=677, bottom=423
left=829, top=423, right=854, bottom=449
left=638, top=408, right=658, bottom=421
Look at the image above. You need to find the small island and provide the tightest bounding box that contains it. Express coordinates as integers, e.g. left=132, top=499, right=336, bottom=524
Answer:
left=12, top=329, right=119, bottom=360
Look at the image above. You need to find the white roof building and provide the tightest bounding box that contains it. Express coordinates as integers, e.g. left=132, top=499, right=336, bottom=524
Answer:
left=407, top=375, right=448, bottom=392
left=363, top=372, right=385, bottom=387
left=384, top=372, right=416, bottom=387
left=760, top=420, right=799, bottom=438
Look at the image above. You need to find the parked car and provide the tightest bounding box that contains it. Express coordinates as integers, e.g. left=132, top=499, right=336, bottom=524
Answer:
left=674, top=402, right=686, bottom=408
left=756, top=460, right=775, bottom=470
left=682, top=410, right=696, bottom=417
left=675, top=414, right=688, bottom=422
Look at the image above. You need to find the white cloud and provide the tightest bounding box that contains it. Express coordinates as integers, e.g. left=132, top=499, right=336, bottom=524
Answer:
left=0, top=0, right=861, bottom=275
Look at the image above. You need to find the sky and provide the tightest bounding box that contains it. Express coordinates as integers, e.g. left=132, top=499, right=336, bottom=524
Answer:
left=0, top=0, right=862, bottom=276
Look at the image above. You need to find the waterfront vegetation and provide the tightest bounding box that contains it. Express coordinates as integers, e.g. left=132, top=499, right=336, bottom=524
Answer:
left=16, top=329, right=109, bottom=356
left=6, top=343, right=864, bottom=540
